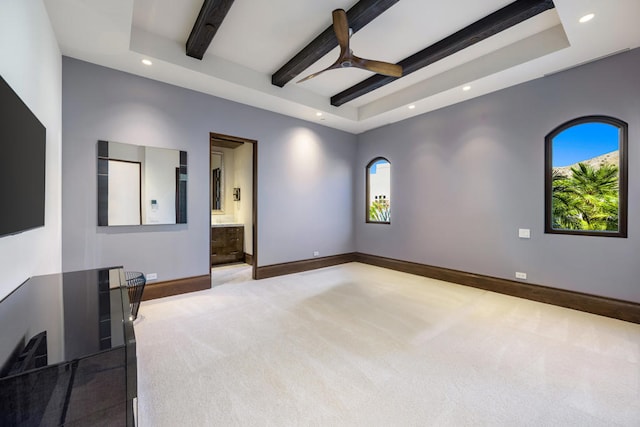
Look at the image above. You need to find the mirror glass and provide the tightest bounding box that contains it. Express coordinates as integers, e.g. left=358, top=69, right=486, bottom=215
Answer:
left=211, top=151, right=223, bottom=212
left=97, top=140, right=187, bottom=226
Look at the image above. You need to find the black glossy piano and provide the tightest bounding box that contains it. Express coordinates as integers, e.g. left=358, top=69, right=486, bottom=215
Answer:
left=0, top=268, right=137, bottom=426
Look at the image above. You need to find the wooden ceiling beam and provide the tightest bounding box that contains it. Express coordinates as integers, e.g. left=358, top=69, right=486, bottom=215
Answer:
left=186, top=0, right=235, bottom=60
left=330, top=0, right=555, bottom=106
left=271, top=0, right=400, bottom=88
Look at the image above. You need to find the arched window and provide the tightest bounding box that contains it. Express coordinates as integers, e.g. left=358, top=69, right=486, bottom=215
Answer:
left=366, top=157, right=391, bottom=224
left=545, top=116, right=628, bottom=237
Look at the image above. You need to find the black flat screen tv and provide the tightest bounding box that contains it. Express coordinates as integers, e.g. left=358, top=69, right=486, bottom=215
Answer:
left=0, top=75, right=46, bottom=237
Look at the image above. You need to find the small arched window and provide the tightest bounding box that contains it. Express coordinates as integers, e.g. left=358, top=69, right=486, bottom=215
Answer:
left=366, top=157, right=391, bottom=224
left=545, top=115, right=628, bottom=237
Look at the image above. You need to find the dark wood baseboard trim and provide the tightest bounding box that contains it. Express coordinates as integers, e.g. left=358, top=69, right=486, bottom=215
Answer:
left=141, top=253, right=639, bottom=324
left=354, top=253, right=640, bottom=324
left=244, top=253, right=254, bottom=266
left=255, top=253, right=357, bottom=280
left=142, top=274, right=211, bottom=301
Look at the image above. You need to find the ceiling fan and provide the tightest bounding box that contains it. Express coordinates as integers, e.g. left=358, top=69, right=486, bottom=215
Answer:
left=297, top=9, right=403, bottom=83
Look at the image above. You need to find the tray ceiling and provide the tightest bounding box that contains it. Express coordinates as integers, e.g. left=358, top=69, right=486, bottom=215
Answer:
left=45, top=0, right=640, bottom=133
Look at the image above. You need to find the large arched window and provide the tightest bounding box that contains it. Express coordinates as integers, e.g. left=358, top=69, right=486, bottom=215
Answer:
left=366, top=157, right=391, bottom=224
left=545, top=115, right=628, bottom=237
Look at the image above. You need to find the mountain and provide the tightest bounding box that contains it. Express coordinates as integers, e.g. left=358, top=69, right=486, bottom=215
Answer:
left=553, top=150, right=619, bottom=177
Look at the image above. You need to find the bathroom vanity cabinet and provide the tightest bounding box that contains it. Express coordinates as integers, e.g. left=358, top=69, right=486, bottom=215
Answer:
left=211, top=225, right=244, bottom=266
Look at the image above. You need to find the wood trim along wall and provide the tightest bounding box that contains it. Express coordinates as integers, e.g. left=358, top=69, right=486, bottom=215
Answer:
left=244, top=253, right=254, bottom=266
left=142, top=275, right=211, bottom=301
left=140, top=253, right=639, bottom=324
left=255, top=253, right=357, bottom=280
left=354, top=252, right=640, bottom=324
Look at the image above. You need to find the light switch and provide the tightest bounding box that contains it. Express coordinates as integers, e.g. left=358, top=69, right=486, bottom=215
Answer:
left=518, top=228, right=531, bottom=239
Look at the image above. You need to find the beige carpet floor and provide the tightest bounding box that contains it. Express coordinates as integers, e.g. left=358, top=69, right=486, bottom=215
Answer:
left=211, top=262, right=253, bottom=287
left=135, top=263, right=640, bottom=426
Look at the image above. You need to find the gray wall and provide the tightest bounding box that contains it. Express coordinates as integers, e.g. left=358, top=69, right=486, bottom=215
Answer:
left=62, top=57, right=356, bottom=281
left=63, top=49, right=639, bottom=303
left=356, top=48, right=640, bottom=303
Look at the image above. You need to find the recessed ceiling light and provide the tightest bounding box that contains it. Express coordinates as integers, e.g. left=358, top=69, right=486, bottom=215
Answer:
left=141, top=59, right=153, bottom=66
left=463, top=85, right=471, bottom=91
left=579, top=13, right=594, bottom=23
left=408, top=105, right=416, bottom=109
left=316, top=112, right=323, bottom=117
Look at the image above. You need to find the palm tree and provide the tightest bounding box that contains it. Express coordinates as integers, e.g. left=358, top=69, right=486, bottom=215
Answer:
left=569, top=163, right=618, bottom=230
left=552, top=163, right=619, bottom=231
left=369, top=195, right=390, bottom=222
left=551, top=170, right=581, bottom=229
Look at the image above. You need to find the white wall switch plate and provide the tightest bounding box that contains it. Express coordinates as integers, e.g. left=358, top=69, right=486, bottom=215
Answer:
left=515, top=272, right=527, bottom=280
left=146, top=273, right=158, bottom=281
left=518, top=228, right=531, bottom=239
left=313, top=251, right=320, bottom=257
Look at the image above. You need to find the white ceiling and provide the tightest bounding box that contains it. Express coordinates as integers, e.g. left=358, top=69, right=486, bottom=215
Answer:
left=44, top=0, right=640, bottom=134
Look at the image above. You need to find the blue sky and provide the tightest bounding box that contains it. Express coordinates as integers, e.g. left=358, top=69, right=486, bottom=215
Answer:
left=553, top=122, right=619, bottom=167
left=369, top=159, right=388, bottom=174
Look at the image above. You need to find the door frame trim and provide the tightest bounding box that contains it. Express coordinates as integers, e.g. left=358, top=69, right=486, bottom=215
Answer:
left=209, top=132, right=258, bottom=280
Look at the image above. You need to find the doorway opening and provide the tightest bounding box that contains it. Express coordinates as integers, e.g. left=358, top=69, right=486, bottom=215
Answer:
left=209, top=132, right=258, bottom=284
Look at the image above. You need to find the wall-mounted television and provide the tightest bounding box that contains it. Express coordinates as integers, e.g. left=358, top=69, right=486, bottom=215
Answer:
left=0, top=75, right=46, bottom=237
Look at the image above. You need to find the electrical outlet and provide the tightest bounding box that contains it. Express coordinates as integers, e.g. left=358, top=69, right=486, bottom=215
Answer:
left=515, top=272, right=527, bottom=280
left=313, top=251, right=320, bottom=257
left=518, top=228, right=531, bottom=239
left=146, top=273, right=158, bottom=281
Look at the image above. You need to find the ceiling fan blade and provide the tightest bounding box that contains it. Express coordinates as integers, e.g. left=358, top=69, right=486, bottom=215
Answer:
left=296, top=62, right=341, bottom=83
left=297, top=9, right=403, bottom=84
left=353, top=56, right=403, bottom=78
left=332, top=9, right=350, bottom=53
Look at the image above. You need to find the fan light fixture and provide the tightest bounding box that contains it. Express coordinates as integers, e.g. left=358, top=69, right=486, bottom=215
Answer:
left=297, top=9, right=402, bottom=83
left=141, top=59, right=153, bottom=66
